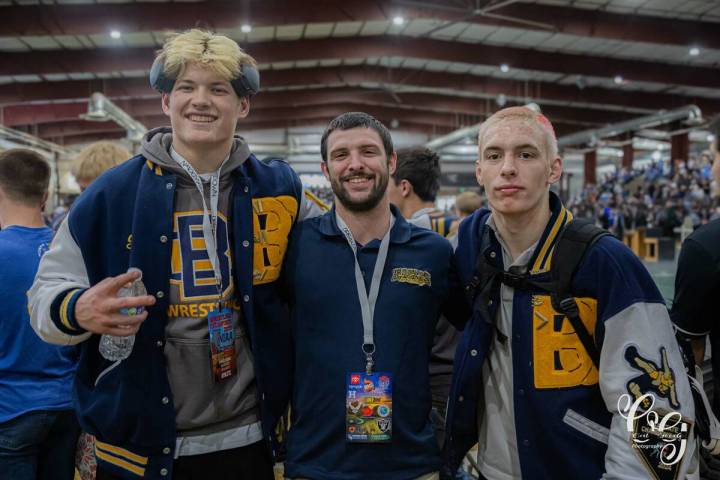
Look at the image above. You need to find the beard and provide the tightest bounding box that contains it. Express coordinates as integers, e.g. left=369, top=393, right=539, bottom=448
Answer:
left=330, top=169, right=389, bottom=212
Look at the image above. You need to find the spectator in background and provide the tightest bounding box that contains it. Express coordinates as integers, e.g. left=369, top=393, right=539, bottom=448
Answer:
left=671, top=138, right=720, bottom=420
left=50, top=142, right=131, bottom=232
left=452, top=191, right=482, bottom=220
left=0, top=149, right=79, bottom=480
left=387, top=146, right=460, bottom=447
left=72, top=141, right=131, bottom=192
left=387, top=147, right=458, bottom=238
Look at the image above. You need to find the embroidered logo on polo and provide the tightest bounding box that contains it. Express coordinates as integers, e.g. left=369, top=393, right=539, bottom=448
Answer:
left=170, top=210, right=233, bottom=303
left=252, top=196, right=297, bottom=285
left=532, top=295, right=598, bottom=389
left=390, top=268, right=431, bottom=287
left=624, top=345, right=679, bottom=410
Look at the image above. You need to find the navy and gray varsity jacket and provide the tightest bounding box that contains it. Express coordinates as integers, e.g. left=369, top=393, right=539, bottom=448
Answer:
left=29, top=154, right=308, bottom=479
left=444, top=192, right=697, bottom=479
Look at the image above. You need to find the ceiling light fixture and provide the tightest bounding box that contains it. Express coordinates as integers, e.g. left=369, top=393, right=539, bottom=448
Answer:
left=613, top=75, right=624, bottom=85
left=689, top=47, right=700, bottom=56
left=393, top=16, right=405, bottom=26
left=500, top=63, right=510, bottom=73
left=241, top=24, right=252, bottom=33
left=110, top=30, right=121, bottom=39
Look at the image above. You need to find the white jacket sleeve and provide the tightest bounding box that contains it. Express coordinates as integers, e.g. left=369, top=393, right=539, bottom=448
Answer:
left=600, top=302, right=698, bottom=479
left=28, top=218, right=92, bottom=345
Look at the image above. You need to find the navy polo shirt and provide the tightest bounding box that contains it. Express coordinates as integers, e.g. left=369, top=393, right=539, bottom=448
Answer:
left=282, top=206, right=452, bottom=480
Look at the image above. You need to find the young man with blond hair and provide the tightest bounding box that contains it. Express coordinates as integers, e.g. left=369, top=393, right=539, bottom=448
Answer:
left=29, top=29, right=318, bottom=480
left=444, top=107, right=698, bottom=479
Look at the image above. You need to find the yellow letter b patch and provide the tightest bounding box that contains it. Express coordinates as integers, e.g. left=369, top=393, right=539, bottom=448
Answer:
left=532, top=295, right=598, bottom=389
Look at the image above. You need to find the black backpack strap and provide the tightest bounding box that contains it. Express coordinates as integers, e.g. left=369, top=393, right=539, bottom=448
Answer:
left=465, top=226, right=501, bottom=317
left=550, top=219, right=609, bottom=370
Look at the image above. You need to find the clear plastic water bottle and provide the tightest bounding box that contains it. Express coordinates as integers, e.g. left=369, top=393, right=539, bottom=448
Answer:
left=99, top=267, right=147, bottom=361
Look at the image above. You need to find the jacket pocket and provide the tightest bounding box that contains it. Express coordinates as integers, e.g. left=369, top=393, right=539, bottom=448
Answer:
left=563, top=408, right=609, bottom=445
left=165, top=328, right=258, bottom=433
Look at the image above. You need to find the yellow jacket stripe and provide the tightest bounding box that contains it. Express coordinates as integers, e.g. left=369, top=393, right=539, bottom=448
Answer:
left=59, top=289, right=81, bottom=331
left=530, top=207, right=572, bottom=274
left=96, top=440, right=149, bottom=465
left=303, top=190, right=330, bottom=211
left=95, top=449, right=146, bottom=477
left=145, top=160, right=163, bottom=176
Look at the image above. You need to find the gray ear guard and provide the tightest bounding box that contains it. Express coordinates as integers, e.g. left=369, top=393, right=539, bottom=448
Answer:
left=149, top=57, right=260, bottom=98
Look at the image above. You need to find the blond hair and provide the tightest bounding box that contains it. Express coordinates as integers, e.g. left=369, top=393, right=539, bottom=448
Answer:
left=454, top=191, right=483, bottom=217
left=158, top=29, right=256, bottom=83
left=72, top=141, right=130, bottom=184
left=477, top=106, right=558, bottom=160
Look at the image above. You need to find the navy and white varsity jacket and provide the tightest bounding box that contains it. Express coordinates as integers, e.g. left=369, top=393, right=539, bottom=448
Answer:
left=444, top=193, right=697, bottom=479
left=29, top=154, right=307, bottom=479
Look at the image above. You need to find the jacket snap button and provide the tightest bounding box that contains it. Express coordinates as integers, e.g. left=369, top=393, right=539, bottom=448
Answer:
left=470, top=349, right=478, bottom=356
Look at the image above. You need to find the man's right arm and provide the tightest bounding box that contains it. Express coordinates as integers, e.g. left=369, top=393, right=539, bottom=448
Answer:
left=28, top=220, right=155, bottom=345
left=28, top=219, right=92, bottom=345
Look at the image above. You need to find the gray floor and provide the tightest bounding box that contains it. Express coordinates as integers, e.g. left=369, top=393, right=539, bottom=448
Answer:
left=643, top=259, right=678, bottom=306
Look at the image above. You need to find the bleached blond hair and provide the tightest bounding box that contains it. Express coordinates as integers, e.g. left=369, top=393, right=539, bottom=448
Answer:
left=477, top=106, right=558, bottom=160
left=158, top=29, right=256, bottom=83
left=72, top=141, right=130, bottom=183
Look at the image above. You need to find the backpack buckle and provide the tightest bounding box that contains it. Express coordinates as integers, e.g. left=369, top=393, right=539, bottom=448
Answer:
left=558, top=296, right=579, bottom=317
left=500, top=271, right=528, bottom=289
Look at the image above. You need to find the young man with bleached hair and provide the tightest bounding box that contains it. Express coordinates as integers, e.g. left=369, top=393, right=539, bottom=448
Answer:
left=29, top=29, right=319, bottom=480
left=444, top=106, right=698, bottom=479
left=281, top=112, right=453, bottom=480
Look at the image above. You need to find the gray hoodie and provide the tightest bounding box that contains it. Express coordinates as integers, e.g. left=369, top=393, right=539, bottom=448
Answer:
left=141, top=128, right=259, bottom=438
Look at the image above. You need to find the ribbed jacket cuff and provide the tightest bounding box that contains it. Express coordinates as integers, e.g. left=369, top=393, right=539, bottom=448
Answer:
left=50, top=288, right=87, bottom=335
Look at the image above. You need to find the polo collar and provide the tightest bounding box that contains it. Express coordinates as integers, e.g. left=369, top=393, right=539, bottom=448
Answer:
left=317, top=203, right=412, bottom=244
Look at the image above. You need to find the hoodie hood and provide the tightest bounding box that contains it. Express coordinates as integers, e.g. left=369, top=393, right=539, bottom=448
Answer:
left=140, top=127, right=252, bottom=181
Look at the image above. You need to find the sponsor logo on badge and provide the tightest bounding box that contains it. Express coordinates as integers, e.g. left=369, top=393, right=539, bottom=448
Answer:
left=377, top=405, right=390, bottom=418
left=351, top=374, right=361, bottom=385
left=377, top=418, right=391, bottom=433
left=363, top=379, right=375, bottom=392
